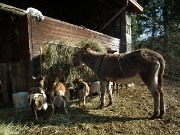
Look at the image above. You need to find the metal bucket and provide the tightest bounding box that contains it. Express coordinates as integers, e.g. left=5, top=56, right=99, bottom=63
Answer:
left=12, top=92, right=28, bottom=109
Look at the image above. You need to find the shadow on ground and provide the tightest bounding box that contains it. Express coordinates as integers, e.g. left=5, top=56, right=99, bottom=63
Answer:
left=0, top=102, right=149, bottom=127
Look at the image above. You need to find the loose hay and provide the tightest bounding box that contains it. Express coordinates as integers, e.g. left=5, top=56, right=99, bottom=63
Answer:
left=0, top=80, right=179, bottom=135
left=42, top=40, right=107, bottom=86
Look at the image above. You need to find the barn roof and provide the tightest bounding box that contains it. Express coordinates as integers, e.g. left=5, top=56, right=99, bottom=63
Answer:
left=98, top=0, right=143, bottom=12
left=0, top=2, right=25, bottom=15
left=128, top=0, right=143, bottom=12
left=0, top=1, right=143, bottom=36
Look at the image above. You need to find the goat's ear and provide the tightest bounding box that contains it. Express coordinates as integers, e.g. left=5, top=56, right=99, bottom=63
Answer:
left=32, top=76, right=36, bottom=80
left=42, top=74, right=46, bottom=78
left=42, top=76, right=45, bottom=80
left=75, top=75, right=81, bottom=80
left=79, top=78, right=84, bottom=82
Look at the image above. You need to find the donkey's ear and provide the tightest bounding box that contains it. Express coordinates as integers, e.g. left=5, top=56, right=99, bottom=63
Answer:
left=84, top=44, right=91, bottom=48
left=83, top=44, right=91, bottom=50
left=82, top=44, right=91, bottom=50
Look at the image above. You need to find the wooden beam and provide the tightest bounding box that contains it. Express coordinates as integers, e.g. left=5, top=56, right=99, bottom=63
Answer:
left=129, top=0, right=143, bottom=12
left=0, top=3, right=25, bottom=16
left=99, top=5, right=127, bottom=32
left=119, top=10, right=132, bottom=53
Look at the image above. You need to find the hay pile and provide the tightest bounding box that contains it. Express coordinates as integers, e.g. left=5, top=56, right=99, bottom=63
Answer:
left=42, top=40, right=106, bottom=86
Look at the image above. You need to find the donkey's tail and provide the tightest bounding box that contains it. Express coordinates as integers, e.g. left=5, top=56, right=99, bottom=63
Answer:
left=158, top=57, right=165, bottom=89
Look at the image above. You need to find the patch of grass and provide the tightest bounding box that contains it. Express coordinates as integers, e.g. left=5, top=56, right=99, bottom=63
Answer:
left=0, top=122, right=26, bottom=135
left=0, top=80, right=179, bottom=135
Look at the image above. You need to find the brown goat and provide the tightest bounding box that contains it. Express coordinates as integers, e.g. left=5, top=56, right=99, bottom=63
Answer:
left=32, top=76, right=45, bottom=88
left=54, top=68, right=66, bottom=84
left=54, top=68, right=70, bottom=99
left=49, top=81, right=68, bottom=114
left=72, top=44, right=165, bottom=119
left=73, top=77, right=90, bottom=107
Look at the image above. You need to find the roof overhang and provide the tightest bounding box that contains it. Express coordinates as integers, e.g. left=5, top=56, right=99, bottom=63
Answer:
left=98, top=0, right=143, bottom=13
left=0, top=2, right=25, bottom=16
left=128, top=0, right=143, bottom=12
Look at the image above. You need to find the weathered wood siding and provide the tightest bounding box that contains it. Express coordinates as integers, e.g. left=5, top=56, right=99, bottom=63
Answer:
left=0, top=4, right=31, bottom=106
left=120, top=10, right=132, bottom=53
left=28, top=15, right=120, bottom=59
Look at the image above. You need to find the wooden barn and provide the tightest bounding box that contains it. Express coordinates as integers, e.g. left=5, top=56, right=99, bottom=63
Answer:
left=0, top=1, right=143, bottom=107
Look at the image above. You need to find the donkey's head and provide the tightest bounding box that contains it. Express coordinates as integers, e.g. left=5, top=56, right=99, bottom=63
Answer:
left=72, top=44, right=91, bottom=67
left=72, top=52, right=83, bottom=67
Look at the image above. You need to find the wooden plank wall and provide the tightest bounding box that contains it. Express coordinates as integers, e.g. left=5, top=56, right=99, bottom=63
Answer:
left=28, top=16, right=120, bottom=58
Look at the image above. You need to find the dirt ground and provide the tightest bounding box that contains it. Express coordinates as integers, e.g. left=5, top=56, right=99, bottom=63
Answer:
left=0, top=79, right=179, bottom=135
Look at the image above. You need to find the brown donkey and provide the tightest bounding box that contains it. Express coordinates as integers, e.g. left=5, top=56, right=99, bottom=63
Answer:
left=72, top=44, right=165, bottom=119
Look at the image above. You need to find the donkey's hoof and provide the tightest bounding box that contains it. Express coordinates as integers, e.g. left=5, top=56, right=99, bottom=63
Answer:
left=98, top=104, right=104, bottom=109
left=149, top=111, right=159, bottom=120
left=158, top=111, right=165, bottom=119
left=82, top=105, right=86, bottom=109
left=157, top=114, right=164, bottom=119
left=149, top=115, right=158, bottom=120
left=107, top=102, right=112, bottom=107
left=51, top=112, right=55, bottom=116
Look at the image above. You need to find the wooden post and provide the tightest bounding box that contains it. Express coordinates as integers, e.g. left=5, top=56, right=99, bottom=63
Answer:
left=0, top=64, right=9, bottom=106
left=10, top=62, right=17, bottom=94
left=119, top=10, right=132, bottom=53
left=40, top=46, right=43, bottom=74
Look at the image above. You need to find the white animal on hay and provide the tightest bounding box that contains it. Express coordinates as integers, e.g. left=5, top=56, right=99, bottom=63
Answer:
left=89, top=81, right=101, bottom=96
left=24, top=7, right=45, bottom=22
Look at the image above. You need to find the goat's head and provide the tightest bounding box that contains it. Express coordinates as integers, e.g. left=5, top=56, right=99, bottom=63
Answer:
left=54, top=68, right=63, bottom=76
left=73, top=76, right=83, bottom=85
left=32, top=75, right=45, bottom=87
left=35, top=95, right=44, bottom=110
left=54, top=68, right=65, bottom=82
left=32, top=93, right=48, bottom=110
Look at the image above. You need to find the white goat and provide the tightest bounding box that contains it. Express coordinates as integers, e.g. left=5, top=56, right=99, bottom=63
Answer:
left=28, top=76, right=48, bottom=120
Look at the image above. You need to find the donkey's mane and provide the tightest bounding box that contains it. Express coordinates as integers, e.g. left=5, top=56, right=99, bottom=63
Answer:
left=85, top=48, right=106, bottom=56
